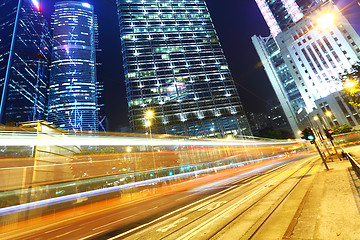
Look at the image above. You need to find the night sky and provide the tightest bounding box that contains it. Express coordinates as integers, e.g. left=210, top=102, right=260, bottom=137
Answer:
left=41, top=0, right=360, bottom=131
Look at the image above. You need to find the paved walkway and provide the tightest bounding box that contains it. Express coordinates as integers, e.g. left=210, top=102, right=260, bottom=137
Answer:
left=287, top=146, right=360, bottom=240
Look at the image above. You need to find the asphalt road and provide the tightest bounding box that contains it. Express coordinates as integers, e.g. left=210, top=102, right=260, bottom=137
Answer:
left=0, top=152, right=319, bottom=240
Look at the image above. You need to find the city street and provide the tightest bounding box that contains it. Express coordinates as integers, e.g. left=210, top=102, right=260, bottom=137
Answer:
left=2, top=145, right=359, bottom=240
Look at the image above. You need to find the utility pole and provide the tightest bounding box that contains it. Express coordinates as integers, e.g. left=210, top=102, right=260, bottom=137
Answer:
left=301, top=127, right=329, bottom=170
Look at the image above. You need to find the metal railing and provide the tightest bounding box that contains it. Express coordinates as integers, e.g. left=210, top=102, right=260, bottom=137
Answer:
left=345, top=152, right=360, bottom=177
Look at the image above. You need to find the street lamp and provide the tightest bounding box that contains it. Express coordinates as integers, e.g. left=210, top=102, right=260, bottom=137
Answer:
left=144, top=110, right=156, bottom=177
left=313, top=114, right=333, bottom=160
left=145, top=110, right=153, bottom=119
left=317, top=12, right=335, bottom=29
left=344, top=80, right=357, bottom=89
left=145, top=120, right=151, bottom=128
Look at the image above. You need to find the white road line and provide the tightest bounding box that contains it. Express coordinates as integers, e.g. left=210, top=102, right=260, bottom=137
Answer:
left=107, top=185, right=238, bottom=240
left=54, top=228, right=79, bottom=238
left=177, top=186, right=269, bottom=240
left=44, top=226, right=68, bottom=234
left=92, top=215, right=136, bottom=231
left=177, top=169, right=296, bottom=240
left=92, top=206, right=159, bottom=231
left=78, top=229, right=108, bottom=240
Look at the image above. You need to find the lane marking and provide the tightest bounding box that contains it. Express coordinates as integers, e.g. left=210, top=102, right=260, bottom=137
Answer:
left=156, top=217, right=188, bottom=233
left=297, top=167, right=308, bottom=176
left=311, top=165, right=320, bottom=173
left=92, top=215, right=137, bottom=231
left=286, top=169, right=297, bottom=177
left=177, top=186, right=268, bottom=240
left=177, top=167, right=302, bottom=240
left=54, top=228, right=78, bottom=238
left=78, top=230, right=108, bottom=240
left=107, top=185, right=238, bottom=239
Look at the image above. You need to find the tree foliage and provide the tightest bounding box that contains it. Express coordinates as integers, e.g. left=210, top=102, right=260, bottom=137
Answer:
left=340, top=62, right=360, bottom=107
left=257, top=127, right=293, bottom=139
left=331, top=124, right=352, bottom=135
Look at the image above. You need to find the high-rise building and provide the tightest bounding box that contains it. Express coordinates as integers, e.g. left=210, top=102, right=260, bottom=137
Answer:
left=116, top=0, right=252, bottom=137
left=48, top=1, right=99, bottom=132
left=253, top=0, right=360, bottom=134
left=252, top=35, right=305, bottom=134
left=0, top=0, right=51, bottom=124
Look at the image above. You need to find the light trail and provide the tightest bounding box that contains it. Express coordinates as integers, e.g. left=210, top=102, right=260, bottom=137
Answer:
left=0, top=131, right=304, bottom=147
left=0, top=156, right=281, bottom=217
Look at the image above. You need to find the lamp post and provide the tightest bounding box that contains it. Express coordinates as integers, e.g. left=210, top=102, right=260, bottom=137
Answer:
left=322, top=111, right=342, bottom=161
left=145, top=110, right=156, bottom=177
left=313, top=116, right=333, bottom=160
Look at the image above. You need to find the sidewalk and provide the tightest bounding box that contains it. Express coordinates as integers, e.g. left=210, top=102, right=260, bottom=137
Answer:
left=288, top=150, right=360, bottom=239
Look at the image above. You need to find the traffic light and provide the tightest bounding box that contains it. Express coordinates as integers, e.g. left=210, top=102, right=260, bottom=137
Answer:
left=324, top=128, right=334, bottom=140
left=302, top=127, right=315, bottom=144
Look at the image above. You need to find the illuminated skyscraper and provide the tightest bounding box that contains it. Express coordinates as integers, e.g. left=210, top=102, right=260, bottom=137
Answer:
left=252, top=35, right=305, bottom=134
left=0, top=0, right=51, bottom=124
left=117, top=0, right=251, bottom=137
left=253, top=0, right=360, bottom=133
left=255, top=0, right=313, bottom=37
left=48, top=1, right=99, bottom=132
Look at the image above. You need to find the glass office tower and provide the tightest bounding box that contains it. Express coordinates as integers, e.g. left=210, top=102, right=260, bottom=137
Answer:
left=48, top=1, right=98, bottom=132
left=0, top=0, right=51, bottom=124
left=117, top=0, right=251, bottom=137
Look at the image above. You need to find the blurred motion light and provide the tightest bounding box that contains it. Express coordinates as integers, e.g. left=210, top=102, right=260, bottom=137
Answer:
left=317, top=12, right=335, bottom=29
left=226, top=135, right=233, bottom=140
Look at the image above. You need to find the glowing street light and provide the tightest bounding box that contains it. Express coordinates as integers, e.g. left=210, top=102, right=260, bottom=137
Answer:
left=313, top=116, right=319, bottom=121
left=145, top=120, right=151, bottom=128
left=344, top=80, right=357, bottom=89
left=144, top=109, right=156, bottom=177
left=317, top=12, right=335, bottom=29
left=325, top=111, right=332, bottom=117
left=126, top=146, right=132, bottom=153
left=145, top=110, right=154, bottom=119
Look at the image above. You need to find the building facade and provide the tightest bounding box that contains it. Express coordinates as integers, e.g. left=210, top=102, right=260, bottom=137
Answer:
left=253, top=0, right=360, bottom=135
left=0, top=0, right=51, bottom=124
left=275, top=1, right=360, bottom=112
left=48, top=1, right=99, bottom=132
left=252, top=35, right=305, bottom=134
left=314, top=91, right=360, bottom=128
left=116, top=0, right=252, bottom=137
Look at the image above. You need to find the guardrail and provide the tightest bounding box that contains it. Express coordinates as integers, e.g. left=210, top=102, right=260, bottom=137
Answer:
left=345, top=152, right=360, bottom=177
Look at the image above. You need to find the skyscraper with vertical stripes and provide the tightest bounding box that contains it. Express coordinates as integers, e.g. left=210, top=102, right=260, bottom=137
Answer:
left=0, top=0, right=51, bottom=124
left=253, top=0, right=360, bottom=133
left=116, top=0, right=252, bottom=137
left=48, top=1, right=99, bottom=132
